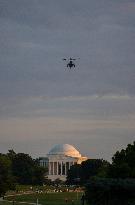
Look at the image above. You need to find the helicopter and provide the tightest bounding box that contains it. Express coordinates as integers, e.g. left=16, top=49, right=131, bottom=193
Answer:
left=62, top=58, right=79, bottom=69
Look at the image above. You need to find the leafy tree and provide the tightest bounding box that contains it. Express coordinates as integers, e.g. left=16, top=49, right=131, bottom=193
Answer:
left=32, top=164, right=47, bottom=185
left=85, top=178, right=135, bottom=205
left=85, top=142, right=135, bottom=204
left=81, top=159, right=109, bottom=183
left=108, top=163, right=131, bottom=178
left=7, top=149, right=16, bottom=160
left=67, top=164, right=82, bottom=184
left=0, top=150, right=47, bottom=194
left=66, top=159, right=109, bottom=184
left=0, top=154, right=15, bottom=196
left=10, top=152, right=47, bottom=185
left=108, top=141, right=135, bottom=178
left=11, top=153, right=35, bottom=184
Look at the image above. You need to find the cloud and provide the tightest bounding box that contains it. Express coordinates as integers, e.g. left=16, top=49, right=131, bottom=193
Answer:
left=119, top=2, right=135, bottom=12
left=0, top=94, right=134, bottom=118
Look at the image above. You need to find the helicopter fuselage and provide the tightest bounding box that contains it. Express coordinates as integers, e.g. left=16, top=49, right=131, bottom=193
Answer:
left=67, top=61, right=75, bottom=68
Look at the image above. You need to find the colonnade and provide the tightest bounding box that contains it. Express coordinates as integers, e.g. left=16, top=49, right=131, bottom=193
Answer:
left=49, top=161, right=75, bottom=176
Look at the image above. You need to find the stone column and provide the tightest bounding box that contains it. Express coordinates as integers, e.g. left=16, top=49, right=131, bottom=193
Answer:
left=57, top=161, right=60, bottom=175
left=50, top=162, right=52, bottom=175
left=57, top=162, right=58, bottom=175
left=52, top=162, right=54, bottom=175
left=49, top=162, right=51, bottom=175
left=50, top=162, right=53, bottom=175
left=53, top=162, right=55, bottom=175
left=65, top=162, right=67, bottom=175
left=61, top=162, right=63, bottom=175
left=54, top=162, right=57, bottom=175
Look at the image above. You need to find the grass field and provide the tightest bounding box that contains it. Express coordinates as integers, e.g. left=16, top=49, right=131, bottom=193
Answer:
left=2, top=192, right=82, bottom=205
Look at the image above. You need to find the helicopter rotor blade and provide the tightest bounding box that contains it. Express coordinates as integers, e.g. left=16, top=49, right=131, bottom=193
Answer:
left=63, top=57, right=80, bottom=61
left=71, top=58, right=80, bottom=60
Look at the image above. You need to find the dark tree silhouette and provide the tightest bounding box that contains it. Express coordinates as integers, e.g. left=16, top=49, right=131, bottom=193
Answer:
left=0, top=154, right=15, bottom=196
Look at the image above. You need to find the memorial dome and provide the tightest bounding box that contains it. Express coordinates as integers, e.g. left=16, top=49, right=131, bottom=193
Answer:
left=48, top=144, right=81, bottom=158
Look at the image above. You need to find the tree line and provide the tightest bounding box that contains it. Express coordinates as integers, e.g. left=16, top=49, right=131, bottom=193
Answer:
left=66, top=141, right=135, bottom=205
left=67, top=159, right=109, bottom=185
left=0, top=150, right=47, bottom=197
left=67, top=141, right=135, bottom=185
left=0, top=141, right=135, bottom=203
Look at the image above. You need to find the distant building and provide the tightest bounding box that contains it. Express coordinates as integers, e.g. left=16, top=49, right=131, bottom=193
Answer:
left=39, top=144, right=87, bottom=181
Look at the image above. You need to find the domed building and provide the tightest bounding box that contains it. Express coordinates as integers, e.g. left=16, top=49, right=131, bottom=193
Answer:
left=39, top=144, right=87, bottom=181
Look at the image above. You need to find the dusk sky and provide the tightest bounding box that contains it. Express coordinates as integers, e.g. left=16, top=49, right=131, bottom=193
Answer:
left=0, top=0, right=135, bottom=161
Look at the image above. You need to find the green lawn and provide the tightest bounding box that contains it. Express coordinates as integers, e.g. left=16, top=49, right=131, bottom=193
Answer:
left=0, top=202, right=28, bottom=205
left=3, top=192, right=82, bottom=205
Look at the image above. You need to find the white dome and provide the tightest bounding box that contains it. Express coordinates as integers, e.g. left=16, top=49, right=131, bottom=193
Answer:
left=48, top=144, right=81, bottom=158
